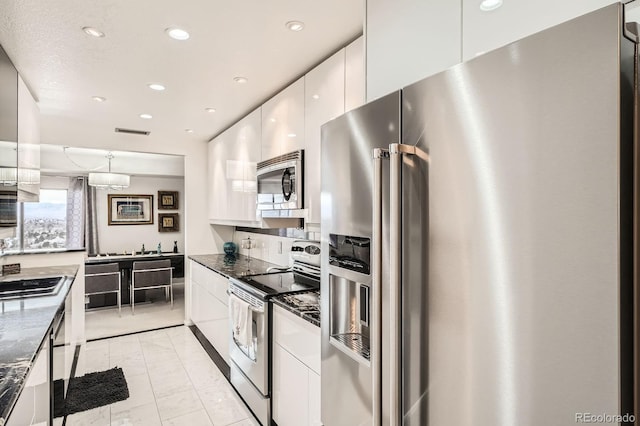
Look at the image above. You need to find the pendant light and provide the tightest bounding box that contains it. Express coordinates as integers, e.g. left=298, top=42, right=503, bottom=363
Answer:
left=88, top=152, right=130, bottom=190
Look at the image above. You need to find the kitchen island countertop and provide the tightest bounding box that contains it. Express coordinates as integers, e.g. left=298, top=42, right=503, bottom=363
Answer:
left=0, top=264, right=79, bottom=425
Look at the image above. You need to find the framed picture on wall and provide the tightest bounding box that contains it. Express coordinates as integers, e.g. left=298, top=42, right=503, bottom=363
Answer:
left=108, top=194, right=154, bottom=225
left=158, top=191, right=179, bottom=210
left=158, top=213, right=179, bottom=232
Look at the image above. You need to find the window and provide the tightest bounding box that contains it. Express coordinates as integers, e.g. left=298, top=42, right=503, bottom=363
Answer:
left=4, top=189, right=68, bottom=253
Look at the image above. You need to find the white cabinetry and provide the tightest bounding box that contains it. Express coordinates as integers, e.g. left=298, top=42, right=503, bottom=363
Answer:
left=304, top=50, right=345, bottom=226
left=366, top=0, right=461, bottom=101
left=17, top=75, right=40, bottom=202
left=7, top=336, right=50, bottom=426
left=345, top=36, right=365, bottom=112
left=208, top=108, right=261, bottom=226
left=462, top=0, right=617, bottom=60
left=261, top=78, right=305, bottom=159
left=190, top=261, right=230, bottom=362
left=272, top=305, right=321, bottom=426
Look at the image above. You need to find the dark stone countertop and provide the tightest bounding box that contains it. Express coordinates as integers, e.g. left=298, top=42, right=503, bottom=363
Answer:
left=272, top=290, right=321, bottom=328
left=86, top=252, right=184, bottom=263
left=189, top=254, right=285, bottom=280
left=0, top=264, right=79, bottom=425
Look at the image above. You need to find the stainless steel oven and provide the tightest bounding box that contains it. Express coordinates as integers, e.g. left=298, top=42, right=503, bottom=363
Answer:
left=256, top=149, right=304, bottom=218
left=228, top=280, right=270, bottom=426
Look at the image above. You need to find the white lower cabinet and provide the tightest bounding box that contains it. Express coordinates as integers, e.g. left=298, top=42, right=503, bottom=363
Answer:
left=7, top=336, right=50, bottom=426
left=272, top=305, right=321, bottom=426
left=190, top=261, right=230, bottom=362
left=308, top=370, right=321, bottom=426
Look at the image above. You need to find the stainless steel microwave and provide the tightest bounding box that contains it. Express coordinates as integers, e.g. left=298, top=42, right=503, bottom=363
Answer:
left=256, top=149, right=304, bottom=218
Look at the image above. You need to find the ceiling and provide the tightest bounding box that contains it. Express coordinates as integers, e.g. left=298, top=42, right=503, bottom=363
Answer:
left=0, top=0, right=363, bottom=152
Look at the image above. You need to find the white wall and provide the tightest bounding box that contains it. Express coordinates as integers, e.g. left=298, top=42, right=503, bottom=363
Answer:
left=94, top=176, right=185, bottom=254
left=233, top=230, right=321, bottom=267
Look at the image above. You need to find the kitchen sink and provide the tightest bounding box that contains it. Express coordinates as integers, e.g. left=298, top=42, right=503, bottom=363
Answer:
left=0, top=276, right=66, bottom=299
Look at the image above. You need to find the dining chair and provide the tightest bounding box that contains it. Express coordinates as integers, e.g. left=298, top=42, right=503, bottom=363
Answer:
left=131, top=259, right=173, bottom=314
left=85, top=263, right=122, bottom=316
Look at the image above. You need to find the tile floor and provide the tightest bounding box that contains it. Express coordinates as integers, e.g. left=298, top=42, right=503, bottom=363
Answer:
left=64, top=326, right=258, bottom=426
left=84, top=283, right=185, bottom=341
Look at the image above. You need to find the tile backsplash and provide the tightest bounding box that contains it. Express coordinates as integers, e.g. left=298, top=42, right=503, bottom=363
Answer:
left=233, top=230, right=320, bottom=266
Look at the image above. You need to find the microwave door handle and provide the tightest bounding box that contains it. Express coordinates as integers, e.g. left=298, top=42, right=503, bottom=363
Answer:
left=281, top=169, right=293, bottom=201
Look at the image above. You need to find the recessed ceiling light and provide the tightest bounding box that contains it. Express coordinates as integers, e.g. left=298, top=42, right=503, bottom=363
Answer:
left=480, top=0, right=503, bottom=11
left=285, top=21, right=305, bottom=32
left=82, top=26, right=105, bottom=37
left=287, top=133, right=297, bottom=138
left=270, top=118, right=276, bottom=123
left=147, top=83, right=166, bottom=91
left=92, top=96, right=106, bottom=102
left=234, top=76, right=248, bottom=84
left=139, top=113, right=153, bottom=119
left=185, top=129, right=194, bottom=133
left=166, top=27, right=190, bottom=40
left=312, top=94, right=320, bottom=100
left=205, top=108, right=216, bottom=113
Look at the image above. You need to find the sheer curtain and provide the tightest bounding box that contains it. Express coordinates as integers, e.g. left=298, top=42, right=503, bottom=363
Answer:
left=67, top=176, right=100, bottom=254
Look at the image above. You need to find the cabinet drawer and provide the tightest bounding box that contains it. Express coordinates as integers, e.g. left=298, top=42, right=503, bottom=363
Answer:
left=190, top=261, right=210, bottom=285
left=209, top=271, right=229, bottom=306
left=274, top=305, right=320, bottom=374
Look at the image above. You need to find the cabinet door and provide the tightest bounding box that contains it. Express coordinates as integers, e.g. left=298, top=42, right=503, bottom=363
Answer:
left=208, top=132, right=230, bottom=222
left=262, top=78, right=305, bottom=159
left=366, top=0, right=461, bottom=101
left=462, top=0, right=616, bottom=60
left=304, top=51, right=345, bottom=225
left=273, top=343, right=309, bottom=426
left=17, top=75, right=40, bottom=202
left=345, top=36, right=365, bottom=112
left=308, top=370, right=321, bottom=426
left=209, top=108, right=261, bottom=225
left=225, top=108, right=261, bottom=223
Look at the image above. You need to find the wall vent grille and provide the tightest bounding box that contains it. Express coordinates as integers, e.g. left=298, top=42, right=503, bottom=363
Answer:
left=115, top=128, right=150, bottom=136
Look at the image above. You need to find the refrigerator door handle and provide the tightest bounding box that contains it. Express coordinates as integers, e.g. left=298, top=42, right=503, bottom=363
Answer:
left=388, top=143, right=429, bottom=425
left=372, top=148, right=388, bottom=426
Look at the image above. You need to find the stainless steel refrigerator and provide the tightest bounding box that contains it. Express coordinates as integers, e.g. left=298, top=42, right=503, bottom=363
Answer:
left=320, top=3, right=638, bottom=425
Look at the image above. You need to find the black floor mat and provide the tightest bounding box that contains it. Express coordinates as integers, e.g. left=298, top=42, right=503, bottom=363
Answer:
left=54, top=367, right=129, bottom=417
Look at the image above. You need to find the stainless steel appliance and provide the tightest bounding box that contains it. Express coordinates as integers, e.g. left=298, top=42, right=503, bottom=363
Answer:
left=321, top=4, right=638, bottom=425
left=256, top=150, right=304, bottom=218
left=229, top=240, right=321, bottom=425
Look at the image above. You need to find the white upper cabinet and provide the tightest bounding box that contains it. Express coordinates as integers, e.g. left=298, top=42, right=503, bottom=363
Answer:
left=462, top=0, right=617, bottom=60
left=17, top=75, right=40, bottom=202
left=345, top=36, right=365, bottom=112
left=208, top=107, right=261, bottom=225
left=304, top=50, right=346, bottom=226
left=261, top=78, right=305, bottom=160
left=366, top=0, right=461, bottom=101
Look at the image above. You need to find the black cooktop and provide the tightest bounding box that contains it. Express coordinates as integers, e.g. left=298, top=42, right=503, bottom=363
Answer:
left=233, top=271, right=318, bottom=299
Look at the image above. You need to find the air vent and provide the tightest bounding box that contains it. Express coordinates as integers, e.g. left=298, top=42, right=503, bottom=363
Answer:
left=257, top=150, right=303, bottom=170
left=115, top=128, right=150, bottom=136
